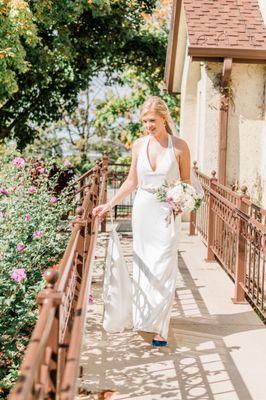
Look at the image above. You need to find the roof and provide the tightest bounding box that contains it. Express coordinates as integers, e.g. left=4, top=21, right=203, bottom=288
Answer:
left=165, top=0, right=266, bottom=93
left=184, top=0, right=266, bottom=51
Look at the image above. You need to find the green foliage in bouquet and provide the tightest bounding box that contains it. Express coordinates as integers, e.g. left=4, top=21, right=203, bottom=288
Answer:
left=192, top=195, right=202, bottom=211
left=152, top=180, right=169, bottom=202
left=0, top=147, right=77, bottom=395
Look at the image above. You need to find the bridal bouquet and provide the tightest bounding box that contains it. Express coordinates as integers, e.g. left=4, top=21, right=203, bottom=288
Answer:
left=151, top=179, right=204, bottom=224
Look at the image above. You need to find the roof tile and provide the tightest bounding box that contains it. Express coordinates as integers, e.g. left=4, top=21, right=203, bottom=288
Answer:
left=183, top=0, right=266, bottom=50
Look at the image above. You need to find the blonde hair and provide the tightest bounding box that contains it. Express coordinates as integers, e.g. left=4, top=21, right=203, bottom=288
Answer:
left=140, top=96, right=177, bottom=136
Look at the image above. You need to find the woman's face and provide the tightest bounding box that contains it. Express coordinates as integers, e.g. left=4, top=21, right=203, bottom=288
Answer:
left=142, top=111, right=165, bottom=136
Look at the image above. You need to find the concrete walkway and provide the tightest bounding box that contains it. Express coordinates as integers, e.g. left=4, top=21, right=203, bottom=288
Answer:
left=76, top=222, right=266, bottom=400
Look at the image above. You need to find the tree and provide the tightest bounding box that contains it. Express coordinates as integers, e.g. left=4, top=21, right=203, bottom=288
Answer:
left=0, top=0, right=39, bottom=101
left=93, top=66, right=180, bottom=149
left=0, top=0, right=168, bottom=148
left=92, top=0, right=180, bottom=148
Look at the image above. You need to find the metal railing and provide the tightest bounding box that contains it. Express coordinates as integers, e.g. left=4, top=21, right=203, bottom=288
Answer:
left=9, top=155, right=109, bottom=399
left=108, top=163, right=133, bottom=219
left=190, top=162, right=266, bottom=319
left=10, top=155, right=265, bottom=398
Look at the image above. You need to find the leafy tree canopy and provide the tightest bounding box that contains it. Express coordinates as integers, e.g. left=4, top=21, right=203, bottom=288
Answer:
left=92, top=0, right=179, bottom=148
left=93, top=65, right=180, bottom=149
left=0, top=0, right=169, bottom=148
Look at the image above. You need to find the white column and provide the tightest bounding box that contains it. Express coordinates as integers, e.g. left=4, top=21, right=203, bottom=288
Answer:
left=179, top=54, right=200, bottom=163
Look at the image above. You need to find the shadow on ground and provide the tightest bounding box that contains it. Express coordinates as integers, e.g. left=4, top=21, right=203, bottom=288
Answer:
left=76, top=230, right=264, bottom=400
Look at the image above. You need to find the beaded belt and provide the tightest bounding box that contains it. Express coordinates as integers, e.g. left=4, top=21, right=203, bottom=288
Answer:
left=138, top=186, right=157, bottom=193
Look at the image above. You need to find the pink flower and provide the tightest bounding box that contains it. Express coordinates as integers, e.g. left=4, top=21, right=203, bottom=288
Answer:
left=37, top=166, right=45, bottom=174
left=64, top=159, right=72, bottom=167
left=17, top=243, right=26, bottom=252
left=88, top=294, right=94, bottom=304
left=28, top=186, right=36, bottom=194
left=0, top=211, right=4, bottom=218
left=0, top=188, right=8, bottom=196
left=13, top=157, right=25, bottom=168
left=11, top=268, right=27, bottom=282
left=50, top=196, right=57, bottom=204
left=167, top=196, right=174, bottom=203
left=25, top=213, right=31, bottom=221
left=12, top=185, right=17, bottom=191
left=33, top=230, right=43, bottom=238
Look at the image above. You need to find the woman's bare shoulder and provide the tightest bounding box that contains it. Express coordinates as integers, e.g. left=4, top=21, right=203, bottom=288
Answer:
left=172, top=136, right=189, bottom=154
left=132, top=136, right=146, bottom=154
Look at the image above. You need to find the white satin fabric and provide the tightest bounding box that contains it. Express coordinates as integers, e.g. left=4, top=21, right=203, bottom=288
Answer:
left=103, top=216, right=133, bottom=333
left=132, top=134, right=181, bottom=340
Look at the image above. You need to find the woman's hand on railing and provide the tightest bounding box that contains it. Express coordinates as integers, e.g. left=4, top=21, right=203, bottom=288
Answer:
left=92, top=203, right=112, bottom=220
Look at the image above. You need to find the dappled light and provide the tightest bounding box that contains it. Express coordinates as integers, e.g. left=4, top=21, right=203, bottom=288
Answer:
left=77, top=223, right=265, bottom=400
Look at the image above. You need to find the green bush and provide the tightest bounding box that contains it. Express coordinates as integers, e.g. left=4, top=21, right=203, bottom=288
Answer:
left=0, top=149, right=77, bottom=395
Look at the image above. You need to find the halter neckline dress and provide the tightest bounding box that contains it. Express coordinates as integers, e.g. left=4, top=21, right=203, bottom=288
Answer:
left=132, top=133, right=181, bottom=340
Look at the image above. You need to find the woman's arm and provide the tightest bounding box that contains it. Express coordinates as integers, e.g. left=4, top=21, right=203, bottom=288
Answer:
left=92, top=138, right=142, bottom=217
left=173, top=137, right=191, bottom=184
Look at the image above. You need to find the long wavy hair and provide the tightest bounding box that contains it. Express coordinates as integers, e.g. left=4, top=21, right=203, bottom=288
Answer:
left=140, top=96, right=177, bottom=136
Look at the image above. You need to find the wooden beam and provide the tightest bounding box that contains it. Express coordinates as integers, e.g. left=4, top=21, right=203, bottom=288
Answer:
left=218, top=58, right=232, bottom=185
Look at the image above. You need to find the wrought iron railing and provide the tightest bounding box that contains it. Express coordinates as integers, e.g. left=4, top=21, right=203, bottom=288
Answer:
left=190, top=162, right=266, bottom=319
left=108, top=163, right=133, bottom=219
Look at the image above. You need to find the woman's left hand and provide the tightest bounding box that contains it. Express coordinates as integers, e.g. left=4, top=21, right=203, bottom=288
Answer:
left=173, top=204, right=182, bottom=216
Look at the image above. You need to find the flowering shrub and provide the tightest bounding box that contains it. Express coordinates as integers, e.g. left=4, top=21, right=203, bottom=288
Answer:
left=0, top=149, right=77, bottom=395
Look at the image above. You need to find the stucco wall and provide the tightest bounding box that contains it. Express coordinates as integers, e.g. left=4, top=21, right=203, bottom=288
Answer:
left=258, top=0, right=266, bottom=25
left=179, top=59, right=221, bottom=176
left=196, top=63, right=222, bottom=175
left=201, top=63, right=266, bottom=207
left=228, top=64, right=266, bottom=206
left=180, top=61, right=221, bottom=221
left=180, top=60, right=266, bottom=207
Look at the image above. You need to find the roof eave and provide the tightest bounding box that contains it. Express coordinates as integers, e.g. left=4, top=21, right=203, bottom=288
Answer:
left=188, top=46, right=266, bottom=62
left=164, top=0, right=182, bottom=94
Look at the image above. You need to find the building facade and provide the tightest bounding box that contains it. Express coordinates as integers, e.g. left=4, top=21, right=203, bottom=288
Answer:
left=165, top=0, right=266, bottom=206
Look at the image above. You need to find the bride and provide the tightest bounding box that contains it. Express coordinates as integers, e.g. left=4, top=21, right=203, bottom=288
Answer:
left=92, top=96, right=190, bottom=346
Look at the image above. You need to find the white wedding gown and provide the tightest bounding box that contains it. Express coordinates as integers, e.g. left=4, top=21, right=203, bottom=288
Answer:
left=132, top=133, right=181, bottom=340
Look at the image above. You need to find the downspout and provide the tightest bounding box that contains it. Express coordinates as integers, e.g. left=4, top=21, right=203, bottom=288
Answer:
left=218, top=58, right=232, bottom=185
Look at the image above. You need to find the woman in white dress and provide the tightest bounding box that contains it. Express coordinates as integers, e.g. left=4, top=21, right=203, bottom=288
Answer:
left=93, top=96, right=190, bottom=346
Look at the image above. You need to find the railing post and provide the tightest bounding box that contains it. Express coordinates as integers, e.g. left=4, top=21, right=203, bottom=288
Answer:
left=232, top=185, right=249, bottom=304
left=91, top=163, right=101, bottom=228
left=205, top=170, right=217, bottom=262
left=55, top=206, right=85, bottom=390
left=101, top=153, right=109, bottom=233
left=79, top=177, right=85, bottom=204
left=36, top=269, right=61, bottom=398
left=82, top=164, right=101, bottom=268
left=189, top=161, right=198, bottom=236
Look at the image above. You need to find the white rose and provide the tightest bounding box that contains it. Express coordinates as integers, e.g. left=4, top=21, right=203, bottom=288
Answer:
left=182, top=197, right=196, bottom=212
left=185, top=184, right=196, bottom=195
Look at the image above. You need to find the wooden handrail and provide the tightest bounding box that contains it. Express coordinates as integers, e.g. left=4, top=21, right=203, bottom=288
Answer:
left=60, top=215, right=101, bottom=399
left=60, top=168, right=105, bottom=398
